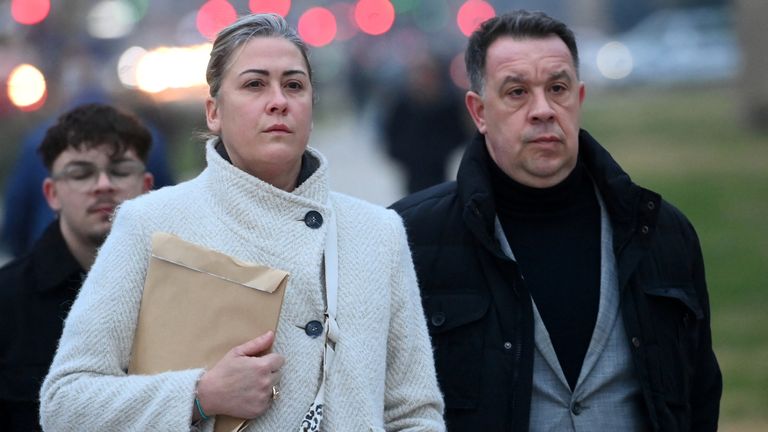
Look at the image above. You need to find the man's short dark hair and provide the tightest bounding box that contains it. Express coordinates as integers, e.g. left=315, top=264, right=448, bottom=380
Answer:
left=38, top=103, right=152, bottom=170
left=465, top=10, right=579, bottom=94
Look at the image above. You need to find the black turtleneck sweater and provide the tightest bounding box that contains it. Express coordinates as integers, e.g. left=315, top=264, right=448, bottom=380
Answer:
left=491, top=160, right=601, bottom=391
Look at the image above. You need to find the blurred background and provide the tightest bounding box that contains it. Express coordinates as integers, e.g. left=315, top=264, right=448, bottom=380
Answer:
left=1, top=0, right=766, bottom=429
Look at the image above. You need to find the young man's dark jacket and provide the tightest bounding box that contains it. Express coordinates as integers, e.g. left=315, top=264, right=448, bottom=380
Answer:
left=0, top=220, right=84, bottom=432
left=390, top=130, right=722, bottom=431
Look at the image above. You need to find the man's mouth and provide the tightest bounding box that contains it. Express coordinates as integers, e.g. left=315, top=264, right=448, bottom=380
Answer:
left=529, top=135, right=562, bottom=144
left=89, top=203, right=116, bottom=215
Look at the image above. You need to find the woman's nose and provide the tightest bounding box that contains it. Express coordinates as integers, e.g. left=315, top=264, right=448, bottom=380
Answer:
left=267, top=88, right=288, bottom=113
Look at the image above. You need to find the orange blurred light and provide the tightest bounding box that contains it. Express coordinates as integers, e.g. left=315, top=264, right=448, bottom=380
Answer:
left=354, top=0, right=395, bottom=36
left=249, top=0, right=291, bottom=17
left=11, top=0, right=50, bottom=25
left=298, top=7, right=337, bottom=47
left=7, top=64, right=47, bottom=111
left=457, top=0, right=495, bottom=37
left=196, top=0, right=237, bottom=41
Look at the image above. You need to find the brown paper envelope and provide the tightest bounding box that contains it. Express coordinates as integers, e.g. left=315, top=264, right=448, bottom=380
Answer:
left=128, top=232, right=289, bottom=432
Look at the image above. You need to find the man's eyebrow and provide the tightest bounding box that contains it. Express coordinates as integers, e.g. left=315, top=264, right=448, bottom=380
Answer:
left=549, top=70, right=573, bottom=83
left=498, top=74, right=526, bottom=90
left=238, top=69, right=308, bottom=78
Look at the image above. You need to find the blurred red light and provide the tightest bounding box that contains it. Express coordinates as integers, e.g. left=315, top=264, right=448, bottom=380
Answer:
left=457, top=0, right=495, bottom=37
left=196, top=0, right=238, bottom=41
left=249, top=0, right=291, bottom=17
left=298, top=7, right=337, bottom=47
left=354, top=0, right=395, bottom=36
left=11, top=0, right=50, bottom=25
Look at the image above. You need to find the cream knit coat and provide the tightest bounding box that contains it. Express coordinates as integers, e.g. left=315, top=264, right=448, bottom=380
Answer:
left=40, top=141, right=445, bottom=431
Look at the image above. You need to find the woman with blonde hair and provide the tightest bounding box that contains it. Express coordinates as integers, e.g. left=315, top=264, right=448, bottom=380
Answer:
left=40, top=13, right=444, bottom=431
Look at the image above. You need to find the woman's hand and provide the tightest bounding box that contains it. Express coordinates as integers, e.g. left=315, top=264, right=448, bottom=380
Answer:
left=195, top=331, right=285, bottom=419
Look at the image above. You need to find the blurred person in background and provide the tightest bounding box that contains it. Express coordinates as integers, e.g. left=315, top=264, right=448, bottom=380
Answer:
left=382, top=53, right=470, bottom=194
left=0, top=90, right=174, bottom=258
left=391, top=10, right=721, bottom=431
left=39, top=13, right=443, bottom=431
left=0, top=103, right=154, bottom=431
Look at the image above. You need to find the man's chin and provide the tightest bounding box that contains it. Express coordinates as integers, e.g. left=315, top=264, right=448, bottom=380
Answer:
left=86, top=226, right=111, bottom=246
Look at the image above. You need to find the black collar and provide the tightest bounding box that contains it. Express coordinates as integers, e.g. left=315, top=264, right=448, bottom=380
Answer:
left=30, top=220, right=85, bottom=293
left=456, top=129, right=661, bottom=253
left=215, top=139, right=318, bottom=188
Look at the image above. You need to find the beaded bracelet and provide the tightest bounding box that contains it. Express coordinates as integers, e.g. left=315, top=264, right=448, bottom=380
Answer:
left=194, top=397, right=210, bottom=421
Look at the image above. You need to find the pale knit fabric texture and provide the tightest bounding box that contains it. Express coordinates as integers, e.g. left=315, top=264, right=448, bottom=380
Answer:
left=40, top=140, right=445, bottom=432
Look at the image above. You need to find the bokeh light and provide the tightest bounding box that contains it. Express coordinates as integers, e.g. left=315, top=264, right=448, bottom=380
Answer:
left=87, top=0, right=137, bottom=39
left=7, top=64, right=47, bottom=111
left=134, top=44, right=211, bottom=93
left=457, top=0, right=495, bottom=37
left=117, top=46, right=148, bottom=88
left=249, top=0, right=291, bottom=17
left=10, top=0, right=50, bottom=25
left=354, top=0, right=396, bottom=36
left=196, top=0, right=237, bottom=40
left=596, top=41, right=633, bottom=80
left=298, top=7, right=337, bottom=48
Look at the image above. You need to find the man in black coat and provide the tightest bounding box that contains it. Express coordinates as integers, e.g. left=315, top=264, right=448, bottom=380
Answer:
left=391, top=10, right=721, bottom=431
left=0, top=104, right=154, bottom=431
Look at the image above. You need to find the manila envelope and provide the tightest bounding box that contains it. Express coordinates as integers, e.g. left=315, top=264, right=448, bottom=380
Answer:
left=128, top=232, right=289, bottom=432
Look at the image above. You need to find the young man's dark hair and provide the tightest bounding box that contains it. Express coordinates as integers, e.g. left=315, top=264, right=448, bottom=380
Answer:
left=465, top=10, right=580, bottom=93
left=38, top=103, right=152, bottom=170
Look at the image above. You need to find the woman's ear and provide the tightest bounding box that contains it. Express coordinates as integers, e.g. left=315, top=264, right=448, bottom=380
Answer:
left=205, top=97, right=221, bottom=133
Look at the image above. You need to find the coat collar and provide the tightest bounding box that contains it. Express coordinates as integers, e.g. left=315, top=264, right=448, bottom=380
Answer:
left=30, top=220, right=85, bottom=293
left=456, top=129, right=662, bottom=258
left=202, top=138, right=332, bottom=231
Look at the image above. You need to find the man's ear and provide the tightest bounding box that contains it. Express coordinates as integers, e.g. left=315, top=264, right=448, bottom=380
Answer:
left=205, top=96, right=220, bottom=133
left=465, top=91, right=487, bottom=134
left=578, top=81, right=586, bottom=106
left=142, top=172, right=154, bottom=192
left=42, top=178, right=61, bottom=212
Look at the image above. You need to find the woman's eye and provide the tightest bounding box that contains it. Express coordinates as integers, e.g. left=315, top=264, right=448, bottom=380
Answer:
left=245, top=80, right=264, bottom=88
left=285, top=81, right=304, bottom=90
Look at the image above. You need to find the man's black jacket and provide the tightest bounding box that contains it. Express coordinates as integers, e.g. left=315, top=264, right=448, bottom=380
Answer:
left=0, top=221, right=84, bottom=432
left=391, top=130, right=722, bottom=431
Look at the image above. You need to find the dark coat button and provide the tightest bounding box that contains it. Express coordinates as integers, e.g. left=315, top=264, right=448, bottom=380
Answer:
left=304, top=211, right=323, bottom=229
left=305, top=320, right=323, bottom=338
left=571, top=401, right=583, bottom=415
left=431, top=312, right=446, bottom=327
left=632, top=336, right=641, bottom=348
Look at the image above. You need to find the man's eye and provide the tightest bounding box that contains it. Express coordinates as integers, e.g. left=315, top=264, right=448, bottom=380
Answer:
left=110, top=162, right=142, bottom=177
left=67, top=167, right=95, bottom=180
left=507, top=88, right=525, bottom=97
left=551, top=84, right=566, bottom=93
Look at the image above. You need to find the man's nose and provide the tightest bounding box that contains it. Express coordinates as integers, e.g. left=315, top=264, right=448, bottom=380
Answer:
left=93, top=171, right=116, bottom=191
left=529, top=90, right=556, bottom=122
